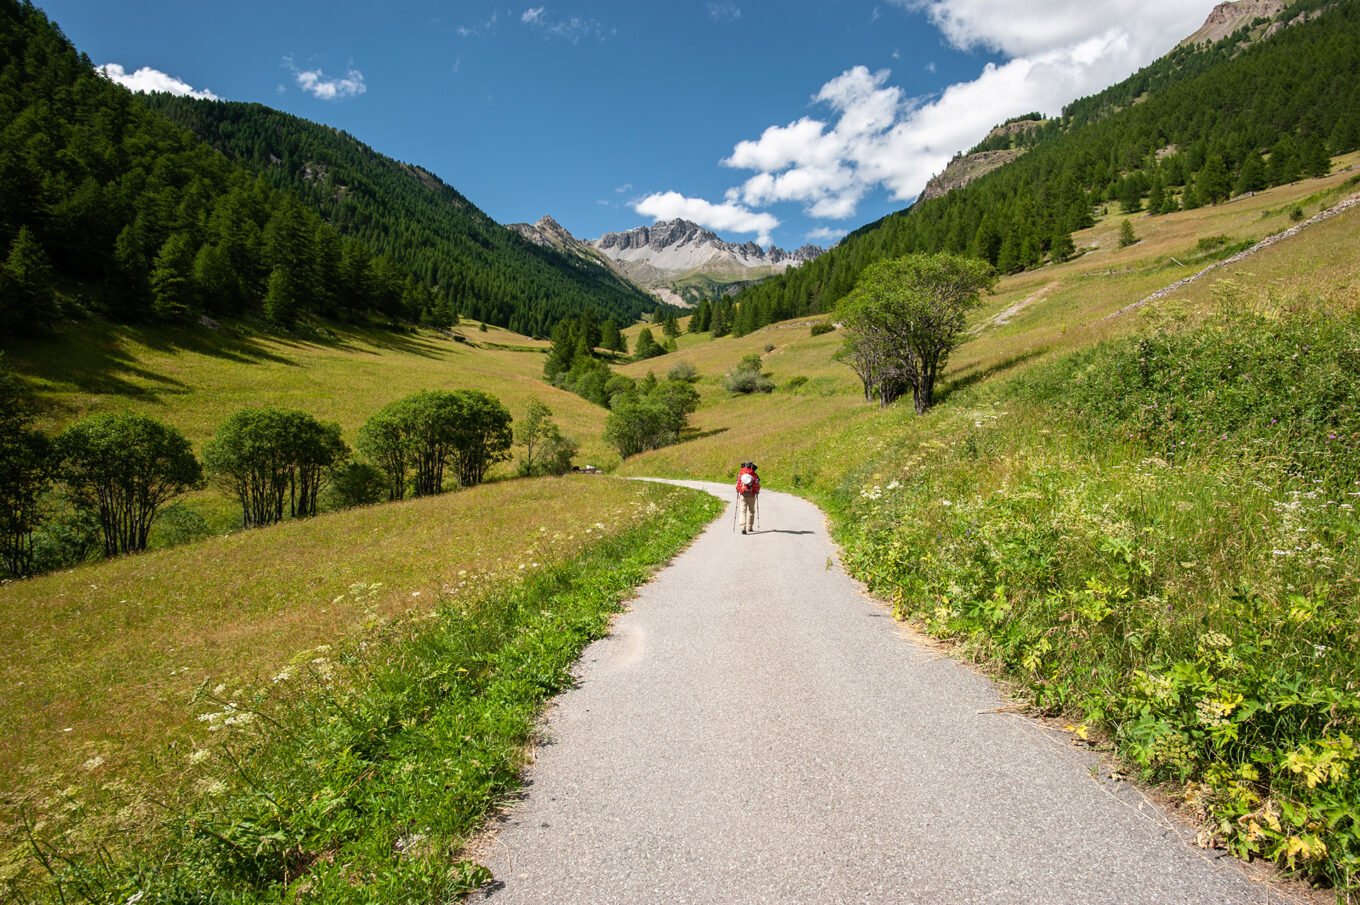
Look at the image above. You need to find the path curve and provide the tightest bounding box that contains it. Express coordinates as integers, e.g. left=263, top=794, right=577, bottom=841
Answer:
left=474, top=482, right=1277, bottom=904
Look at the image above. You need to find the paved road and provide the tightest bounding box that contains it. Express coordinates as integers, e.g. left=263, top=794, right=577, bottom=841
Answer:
left=474, top=482, right=1277, bottom=904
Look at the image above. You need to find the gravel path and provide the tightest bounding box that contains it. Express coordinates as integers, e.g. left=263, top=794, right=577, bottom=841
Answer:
left=473, top=482, right=1278, bottom=904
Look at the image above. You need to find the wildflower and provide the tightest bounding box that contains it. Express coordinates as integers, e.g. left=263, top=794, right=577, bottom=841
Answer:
left=83, top=756, right=105, bottom=771
left=272, top=666, right=295, bottom=684
left=188, top=749, right=211, bottom=765
left=212, top=683, right=227, bottom=696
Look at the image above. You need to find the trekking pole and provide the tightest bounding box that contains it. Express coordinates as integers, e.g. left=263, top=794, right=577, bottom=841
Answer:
left=732, top=495, right=737, bottom=532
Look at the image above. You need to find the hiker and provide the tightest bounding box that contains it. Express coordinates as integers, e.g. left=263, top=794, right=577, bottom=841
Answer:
left=735, top=461, right=760, bottom=534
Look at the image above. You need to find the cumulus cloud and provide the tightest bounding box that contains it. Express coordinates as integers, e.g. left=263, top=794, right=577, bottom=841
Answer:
left=284, top=57, right=366, bottom=100
left=96, top=63, right=218, bottom=100
left=717, top=1, right=1217, bottom=218
left=806, top=226, right=848, bottom=242
left=634, top=191, right=780, bottom=246
left=520, top=7, right=614, bottom=42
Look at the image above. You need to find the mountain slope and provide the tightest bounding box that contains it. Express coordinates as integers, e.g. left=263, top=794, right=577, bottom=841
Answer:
left=729, top=0, right=1359, bottom=330
left=0, top=0, right=380, bottom=331
left=144, top=97, right=656, bottom=337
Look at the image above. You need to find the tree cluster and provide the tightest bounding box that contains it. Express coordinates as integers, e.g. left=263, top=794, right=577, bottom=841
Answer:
left=836, top=254, right=996, bottom=414
left=357, top=390, right=513, bottom=500
left=0, top=351, right=524, bottom=577
left=724, top=0, right=1359, bottom=333
left=603, top=371, right=701, bottom=459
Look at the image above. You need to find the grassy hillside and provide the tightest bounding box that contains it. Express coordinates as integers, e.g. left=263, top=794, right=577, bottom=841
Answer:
left=616, top=156, right=1360, bottom=892
left=1, top=319, right=618, bottom=537
left=617, top=153, right=1360, bottom=485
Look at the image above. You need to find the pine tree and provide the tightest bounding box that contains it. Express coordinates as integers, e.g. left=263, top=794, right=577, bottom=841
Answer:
left=1197, top=155, right=1231, bottom=204
left=263, top=266, right=297, bottom=327
left=150, top=232, right=197, bottom=321
left=1118, top=218, right=1138, bottom=249
left=0, top=227, right=59, bottom=334
left=1235, top=151, right=1267, bottom=195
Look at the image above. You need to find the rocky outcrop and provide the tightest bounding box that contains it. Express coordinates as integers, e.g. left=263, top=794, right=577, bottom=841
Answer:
left=1179, top=0, right=1286, bottom=47
left=920, top=149, right=1024, bottom=203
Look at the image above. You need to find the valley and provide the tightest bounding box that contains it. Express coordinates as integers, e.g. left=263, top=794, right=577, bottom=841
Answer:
left=5, top=0, right=1360, bottom=900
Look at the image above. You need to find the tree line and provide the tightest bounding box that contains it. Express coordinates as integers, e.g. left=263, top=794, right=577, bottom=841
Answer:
left=0, top=359, right=532, bottom=578
left=724, top=0, right=1360, bottom=333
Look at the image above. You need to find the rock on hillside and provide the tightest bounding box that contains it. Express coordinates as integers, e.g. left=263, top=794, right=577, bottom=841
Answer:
left=919, top=149, right=1024, bottom=203
left=919, top=119, right=1045, bottom=203
left=1180, top=0, right=1286, bottom=47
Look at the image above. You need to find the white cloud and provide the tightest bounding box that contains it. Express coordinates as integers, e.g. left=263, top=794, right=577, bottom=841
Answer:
left=807, top=226, right=848, bottom=242
left=457, top=11, right=500, bottom=38
left=894, top=0, right=1203, bottom=58
left=614, top=182, right=633, bottom=193
left=284, top=57, right=366, bottom=101
left=96, top=63, right=218, bottom=100
left=634, top=191, right=780, bottom=246
left=708, top=2, right=741, bottom=21
left=715, top=2, right=1218, bottom=218
left=520, top=7, right=614, bottom=42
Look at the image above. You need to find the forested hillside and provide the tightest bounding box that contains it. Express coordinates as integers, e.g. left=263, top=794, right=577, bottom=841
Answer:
left=729, top=0, right=1360, bottom=330
left=0, top=0, right=434, bottom=332
left=144, top=96, right=657, bottom=336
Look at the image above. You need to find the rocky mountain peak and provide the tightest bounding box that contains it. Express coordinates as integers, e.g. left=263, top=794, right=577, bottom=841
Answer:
left=1181, top=0, right=1286, bottom=47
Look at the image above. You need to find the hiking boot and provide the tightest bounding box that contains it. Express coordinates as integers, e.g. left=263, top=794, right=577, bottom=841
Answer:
left=741, top=528, right=747, bottom=534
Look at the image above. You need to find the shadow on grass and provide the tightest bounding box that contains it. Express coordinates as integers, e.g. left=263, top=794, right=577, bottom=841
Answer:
left=678, top=427, right=730, bottom=444
left=2, top=318, right=460, bottom=410
left=935, top=346, right=1049, bottom=406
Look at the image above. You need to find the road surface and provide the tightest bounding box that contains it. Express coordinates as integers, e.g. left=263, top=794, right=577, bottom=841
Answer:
left=473, top=481, right=1279, bottom=904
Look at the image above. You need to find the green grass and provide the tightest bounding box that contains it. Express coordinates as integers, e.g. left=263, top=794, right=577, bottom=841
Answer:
left=2, top=479, right=720, bottom=901
left=1, top=319, right=618, bottom=538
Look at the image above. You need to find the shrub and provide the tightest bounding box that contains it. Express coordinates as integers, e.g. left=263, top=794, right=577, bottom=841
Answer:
left=723, top=354, right=775, bottom=394
left=781, top=375, right=809, bottom=393
left=55, top=413, right=203, bottom=557
left=810, top=322, right=835, bottom=336
left=666, top=361, right=699, bottom=384
left=324, top=462, right=387, bottom=509
left=764, top=343, right=775, bottom=353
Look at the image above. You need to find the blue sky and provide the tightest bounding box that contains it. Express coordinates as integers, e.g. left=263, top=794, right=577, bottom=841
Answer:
left=37, top=0, right=1221, bottom=250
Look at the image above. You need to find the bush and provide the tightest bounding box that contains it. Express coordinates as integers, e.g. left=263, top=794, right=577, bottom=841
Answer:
left=781, top=375, right=809, bottom=393
left=810, top=322, right=835, bottom=336
left=1024, top=283, right=1360, bottom=488
left=324, top=462, right=387, bottom=509
left=764, top=343, right=775, bottom=353
left=724, top=354, right=775, bottom=394
left=666, top=361, right=699, bottom=383
left=55, top=413, right=203, bottom=557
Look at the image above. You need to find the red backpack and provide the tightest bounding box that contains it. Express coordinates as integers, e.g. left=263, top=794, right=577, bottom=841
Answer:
left=736, top=466, right=760, bottom=495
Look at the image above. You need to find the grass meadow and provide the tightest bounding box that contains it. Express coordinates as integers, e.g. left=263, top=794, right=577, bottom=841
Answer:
left=0, top=476, right=713, bottom=899
left=0, top=320, right=617, bottom=538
